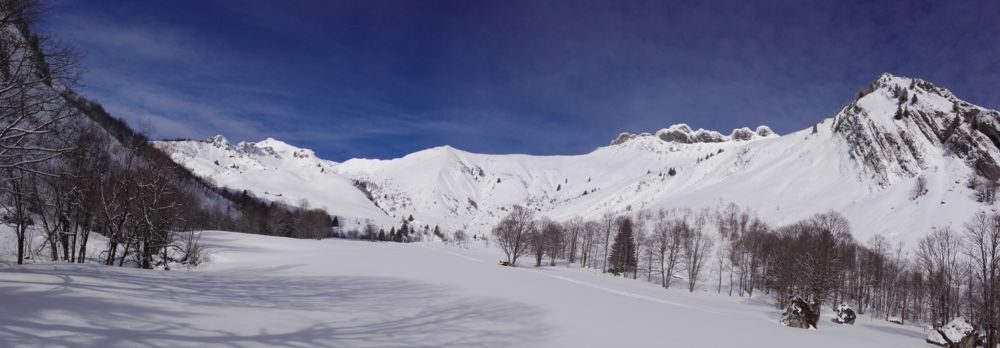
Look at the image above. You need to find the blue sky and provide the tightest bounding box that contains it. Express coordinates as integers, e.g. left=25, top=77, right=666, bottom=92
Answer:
left=43, top=0, right=1000, bottom=161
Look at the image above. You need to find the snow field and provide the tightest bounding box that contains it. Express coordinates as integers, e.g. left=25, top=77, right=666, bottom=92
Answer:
left=1, top=231, right=928, bottom=347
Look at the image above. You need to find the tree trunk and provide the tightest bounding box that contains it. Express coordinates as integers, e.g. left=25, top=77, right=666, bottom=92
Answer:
left=49, top=234, right=59, bottom=261
left=569, top=229, right=577, bottom=263
left=106, top=241, right=117, bottom=265
left=61, top=232, right=71, bottom=261
left=660, top=252, right=666, bottom=288
left=78, top=230, right=89, bottom=263
left=718, top=262, right=723, bottom=294
left=16, top=231, right=25, bottom=264
left=142, top=240, right=152, bottom=269
left=118, top=241, right=131, bottom=267
left=728, top=268, right=734, bottom=296
left=602, top=230, right=610, bottom=273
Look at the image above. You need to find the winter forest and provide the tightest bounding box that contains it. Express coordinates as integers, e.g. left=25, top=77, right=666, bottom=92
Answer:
left=486, top=203, right=1000, bottom=347
left=4, top=0, right=1000, bottom=347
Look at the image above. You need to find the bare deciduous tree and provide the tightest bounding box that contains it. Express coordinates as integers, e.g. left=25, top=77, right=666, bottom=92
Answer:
left=916, top=226, right=964, bottom=326
left=684, top=213, right=713, bottom=292
left=492, top=205, right=535, bottom=266
left=964, top=212, right=1000, bottom=347
left=542, top=219, right=564, bottom=266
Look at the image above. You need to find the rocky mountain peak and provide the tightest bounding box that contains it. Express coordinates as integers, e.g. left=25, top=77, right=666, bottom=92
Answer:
left=610, top=124, right=777, bottom=146
left=833, top=73, right=1000, bottom=185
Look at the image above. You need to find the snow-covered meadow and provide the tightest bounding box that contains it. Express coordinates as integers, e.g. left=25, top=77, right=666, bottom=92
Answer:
left=1, top=231, right=928, bottom=347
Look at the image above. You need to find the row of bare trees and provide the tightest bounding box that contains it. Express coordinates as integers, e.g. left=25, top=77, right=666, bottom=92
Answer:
left=1, top=1, right=339, bottom=268
left=491, top=205, right=716, bottom=292
left=0, top=0, right=83, bottom=264
left=0, top=1, right=217, bottom=267
left=490, top=201, right=1000, bottom=338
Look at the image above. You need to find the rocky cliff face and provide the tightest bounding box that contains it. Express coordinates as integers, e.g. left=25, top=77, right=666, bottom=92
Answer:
left=610, top=124, right=777, bottom=146
left=832, top=73, right=1000, bottom=186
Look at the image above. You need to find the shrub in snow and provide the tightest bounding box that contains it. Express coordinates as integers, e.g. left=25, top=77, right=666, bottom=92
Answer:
left=780, top=296, right=819, bottom=329
left=973, top=175, right=998, bottom=204
left=926, top=317, right=978, bottom=348
left=832, top=304, right=856, bottom=325
left=912, top=176, right=929, bottom=200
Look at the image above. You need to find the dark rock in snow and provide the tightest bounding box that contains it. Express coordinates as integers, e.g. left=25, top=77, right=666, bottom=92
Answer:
left=926, top=317, right=977, bottom=348
left=832, top=304, right=856, bottom=325
left=781, top=296, right=819, bottom=329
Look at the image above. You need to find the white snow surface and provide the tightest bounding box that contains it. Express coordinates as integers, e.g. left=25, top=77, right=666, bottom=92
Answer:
left=0, top=231, right=929, bottom=347
left=154, top=74, right=996, bottom=246
left=154, top=136, right=397, bottom=228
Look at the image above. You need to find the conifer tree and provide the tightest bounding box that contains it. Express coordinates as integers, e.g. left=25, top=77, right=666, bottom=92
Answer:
left=609, top=217, right=637, bottom=275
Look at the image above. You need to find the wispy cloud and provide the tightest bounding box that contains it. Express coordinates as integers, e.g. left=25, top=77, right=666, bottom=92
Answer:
left=42, top=9, right=285, bottom=142
left=50, top=12, right=209, bottom=67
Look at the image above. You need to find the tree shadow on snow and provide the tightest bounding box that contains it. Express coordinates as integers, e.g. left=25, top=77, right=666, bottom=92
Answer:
left=0, top=265, right=549, bottom=347
left=861, top=321, right=926, bottom=340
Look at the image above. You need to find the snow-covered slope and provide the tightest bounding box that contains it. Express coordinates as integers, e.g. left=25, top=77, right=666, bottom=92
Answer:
left=154, top=136, right=396, bottom=228
left=156, top=74, right=999, bottom=245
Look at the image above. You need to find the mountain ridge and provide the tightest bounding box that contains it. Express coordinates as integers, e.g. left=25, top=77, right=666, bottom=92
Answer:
left=154, top=73, right=999, bottom=245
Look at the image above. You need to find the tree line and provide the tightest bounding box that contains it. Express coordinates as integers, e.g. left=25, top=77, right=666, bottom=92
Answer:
left=491, top=202, right=1000, bottom=341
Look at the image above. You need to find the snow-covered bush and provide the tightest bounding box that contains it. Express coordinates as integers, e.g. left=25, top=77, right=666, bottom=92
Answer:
left=178, top=231, right=207, bottom=268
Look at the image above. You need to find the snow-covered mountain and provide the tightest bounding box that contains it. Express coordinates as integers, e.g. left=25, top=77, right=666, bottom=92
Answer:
left=155, top=73, right=999, bottom=245
left=154, top=135, right=397, bottom=229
